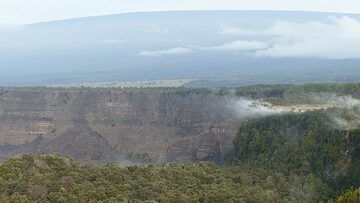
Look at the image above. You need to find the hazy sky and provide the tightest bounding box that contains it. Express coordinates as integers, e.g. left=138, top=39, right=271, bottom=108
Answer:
left=1, top=0, right=360, bottom=24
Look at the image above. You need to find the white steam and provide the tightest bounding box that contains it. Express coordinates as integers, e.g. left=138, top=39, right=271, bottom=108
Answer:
left=321, top=94, right=360, bottom=129
left=227, top=94, right=360, bottom=130
left=311, top=93, right=360, bottom=108
left=228, top=98, right=288, bottom=119
left=294, top=93, right=360, bottom=129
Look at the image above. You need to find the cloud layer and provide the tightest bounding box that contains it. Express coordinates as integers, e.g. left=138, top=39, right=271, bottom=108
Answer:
left=203, top=40, right=268, bottom=51
left=219, top=25, right=259, bottom=35
left=257, top=17, right=360, bottom=58
left=139, top=41, right=268, bottom=56
left=138, top=47, right=194, bottom=56
left=139, top=16, right=360, bottom=59
left=221, top=16, right=360, bottom=59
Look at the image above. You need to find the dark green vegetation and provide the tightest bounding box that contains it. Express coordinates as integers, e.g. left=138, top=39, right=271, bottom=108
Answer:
left=182, top=82, right=360, bottom=101
left=226, top=110, right=360, bottom=202
left=0, top=155, right=288, bottom=202
left=230, top=83, right=360, bottom=104
left=330, top=187, right=360, bottom=203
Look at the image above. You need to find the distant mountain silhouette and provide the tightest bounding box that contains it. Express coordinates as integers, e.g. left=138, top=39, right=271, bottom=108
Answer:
left=0, top=10, right=359, bottom=86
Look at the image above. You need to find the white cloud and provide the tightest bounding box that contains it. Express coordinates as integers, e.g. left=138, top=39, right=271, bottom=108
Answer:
left=203, top=40, right=268, bottom=51
left=138, top=47, right=194, bottom=56
left=139, top=41, right=268, bottom=56
left=102, top=39, right=125, bottom=44
left=219, top=25, right=259, bottom=35
left=139, top=16, right=360, bottom=58
left=219, top=16, right=360, bottom=59
left=147, top=24, right=169, bottom=33
left=255, top=16, right=360, bottom=59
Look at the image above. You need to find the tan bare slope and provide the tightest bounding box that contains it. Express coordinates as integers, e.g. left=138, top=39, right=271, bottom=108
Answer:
left=0, top=88, right=239, bottom=164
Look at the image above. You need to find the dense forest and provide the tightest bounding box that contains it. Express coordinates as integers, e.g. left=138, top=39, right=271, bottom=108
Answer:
left=226, top=109, right=360, bottom=201
left=330, top=187, right=360, bottom=203
left=0, top=155, right=290, bottom=202
left=0, top=109, right=358, bottom=202
left=0, top=83, right=359, bottom=202
left=230, top=83, right=360, bottom=104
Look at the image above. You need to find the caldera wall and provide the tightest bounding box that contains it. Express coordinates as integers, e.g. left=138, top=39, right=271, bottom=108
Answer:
left=0, top=88, right=240, bottom=164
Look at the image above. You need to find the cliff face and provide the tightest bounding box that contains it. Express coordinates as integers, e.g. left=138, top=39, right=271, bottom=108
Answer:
left=0, top=89, right=240, bottom=164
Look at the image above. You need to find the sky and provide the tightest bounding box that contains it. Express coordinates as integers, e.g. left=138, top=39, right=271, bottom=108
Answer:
left=1, top=0, right=360, bottom=25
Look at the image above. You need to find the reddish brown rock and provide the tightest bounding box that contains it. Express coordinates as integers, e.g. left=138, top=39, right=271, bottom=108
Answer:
left=0, top=88, right=239, bottom=164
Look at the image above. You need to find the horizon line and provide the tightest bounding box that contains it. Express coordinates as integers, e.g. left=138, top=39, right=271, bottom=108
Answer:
left=26, top=9, right=360, bottom=26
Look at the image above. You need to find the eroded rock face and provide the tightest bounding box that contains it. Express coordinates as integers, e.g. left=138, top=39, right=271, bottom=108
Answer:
left=0, top=88, right=240, bottom=164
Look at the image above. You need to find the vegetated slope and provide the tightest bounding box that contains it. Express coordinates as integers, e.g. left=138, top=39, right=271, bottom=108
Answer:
left=329, top=187, right=360, bottom=203
left=225, top=109, right=360, bottom=201
left=0, top=155, right=286, bottom=202
left=1, top=110, right=359, bottom=202
left=230, top=83, right=360, bottom=104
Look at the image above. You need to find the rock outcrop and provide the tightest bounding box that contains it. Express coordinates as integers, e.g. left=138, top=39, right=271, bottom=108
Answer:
left=0, top=88, right=240, bottom=164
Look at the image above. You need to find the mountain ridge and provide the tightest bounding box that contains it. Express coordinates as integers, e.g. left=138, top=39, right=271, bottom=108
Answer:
left=27, top=10, right=360, bottom=26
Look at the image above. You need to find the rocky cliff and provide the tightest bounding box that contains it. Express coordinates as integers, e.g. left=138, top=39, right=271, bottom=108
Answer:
left=0, top=88, right=240, bottom=164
